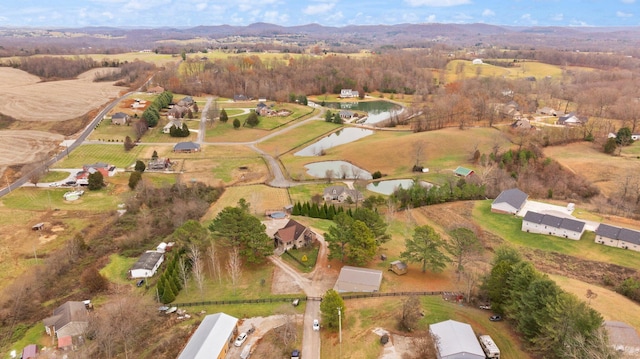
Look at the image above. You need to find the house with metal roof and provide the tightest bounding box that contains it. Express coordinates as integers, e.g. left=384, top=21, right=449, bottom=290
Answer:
left=604, top=321, right=640, bottom=356
left=43, top=301, right=89, bottom=339
left=334, top=266, right=382, bottom=293
left=129, top=251, right=164, bottom=278
left=177, top=312, right=238, bottom=359
left=522, top=211, right=586, bottom=240
left=595, top=224, right=640, bottom=252
left=491, top=188, right=528, bottom=214
left=453, top=166, right=474, bottom=177
left=429, top=320, right=485, bottom=359
left=173, top=141, right=200, bottom=153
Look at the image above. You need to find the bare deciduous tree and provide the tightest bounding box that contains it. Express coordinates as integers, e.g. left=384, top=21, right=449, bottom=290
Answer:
left=178, top=256, right=189, bottom=294
left=189, top=244, right=205, bottom=296
left=206, top=240, right=222, bottom=284
left=227, top=247, right=242, bottom=293
left=400, top=295, right=422, bottom=331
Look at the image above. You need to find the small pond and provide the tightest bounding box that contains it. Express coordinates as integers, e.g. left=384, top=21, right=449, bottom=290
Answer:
left=294, top=128, right=374, bottom=156
left=366, top=179, right=433, bottom=195
left=304, top=161, right=372, bottom=180
left=323, top=100, right=402, bottom=125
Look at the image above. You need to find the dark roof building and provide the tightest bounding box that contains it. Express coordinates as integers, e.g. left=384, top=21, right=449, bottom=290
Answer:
left=129, top=251, right=164, bottom=278
left=173, top=141, right=200, bottom=153
left=491, top=188, right=528, bottom=214
left=595, top=223, right=640, bottom=252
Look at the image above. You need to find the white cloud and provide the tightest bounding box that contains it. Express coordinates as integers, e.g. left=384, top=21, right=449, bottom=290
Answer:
left=123, top=0, right=171, bottom=12
left=616, top=11, right=633, bottom=17
left=196, top=3, right=208, bottom=11
left=426, top=14, right=436, bottom=22
left=405, top=0, right=470, bottom=7
left=482, top=9, right=495, bottom=17
left=453, top=12, right=473, bottom=21
left=303, top=2, right=336, bottom=15
left=263, top=11, right=289, bottom=24
left=521, top=13, right=538, bottom=25
left=551, top=13, right=564, bottom=21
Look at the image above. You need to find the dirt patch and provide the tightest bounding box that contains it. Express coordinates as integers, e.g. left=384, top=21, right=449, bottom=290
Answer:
left=0, top=130, right=64, bottom=167
left=271, top=265, right=304, bottom=294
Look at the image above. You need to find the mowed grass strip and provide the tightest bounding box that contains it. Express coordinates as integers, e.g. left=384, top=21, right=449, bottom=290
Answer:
left=52, top=143, right=147, bottom=168
left=473, top=200, right=640, bottom=270
left=100, top=254, right=138, bottom=285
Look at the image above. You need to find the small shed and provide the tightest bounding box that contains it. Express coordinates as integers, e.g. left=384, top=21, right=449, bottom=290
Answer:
left=32, top=222, right=45, bottom=231
left=389, top=260, right=408, bottom=275
left=22, top=344, right=38, bottom=359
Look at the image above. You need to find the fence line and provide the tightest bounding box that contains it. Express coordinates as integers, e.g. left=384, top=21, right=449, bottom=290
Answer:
left=173, top=291, right=445, bottom=308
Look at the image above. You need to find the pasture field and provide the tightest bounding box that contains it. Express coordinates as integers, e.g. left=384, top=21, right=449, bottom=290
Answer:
left=257, top=120, right=341, bottom=156
left=549, top=274, right=640, bottom=331
left=0, top=187, right=122, bottom=212
left=444, top=59, right=564, bottom=83
left=51, top=143, right=147, bottom=168
left=544, top=141, right=640, bottom=197
left=0, top=67, right=125, bottom=122
left=287, top=183, right=333, bottom=203
left=280, top=126, right=512, bottom=182
left=0, top=130, right=64, bottom=169
left=201, top=184, right=291, bottom=221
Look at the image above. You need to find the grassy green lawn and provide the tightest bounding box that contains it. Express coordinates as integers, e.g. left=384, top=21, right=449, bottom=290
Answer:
left=204, top=121, right=271, bottom=142
left=287, top=183, right=333, bottom=203
left=52, top=143, right=147, bottom=169
left=41, top=171, right=70, bottom=182
left=0, top=187, right=121, bottom=212
left=282, top=245, right=319, bottom=273
left=473, top=200, right=640, bottom=270
left=100, top=254, right=138, bottom=285
left=252, top=105, right=315, bottom=130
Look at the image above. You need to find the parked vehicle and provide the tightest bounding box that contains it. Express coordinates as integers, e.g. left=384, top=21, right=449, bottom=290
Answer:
left=234, top=332, right=248, bottom=347
left=292, top=298, right=300, bottom=306
left=291, top=349, right=300, bottom=359
left=136, top=279, right=145, bottom=287
left=479, top=304, right=491, bottom=310
left=489, top=315, right=502, bottom=322
left=312, top=319, right=320, bottom=331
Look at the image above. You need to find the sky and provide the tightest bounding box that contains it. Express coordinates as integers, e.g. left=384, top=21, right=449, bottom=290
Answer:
left=1, top=0, right=638, bottom=28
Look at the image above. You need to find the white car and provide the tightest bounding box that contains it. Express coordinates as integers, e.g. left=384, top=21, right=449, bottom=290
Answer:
left=234, top=332, right=248, bottom=347
left=312, top=319, right=320, bottom=331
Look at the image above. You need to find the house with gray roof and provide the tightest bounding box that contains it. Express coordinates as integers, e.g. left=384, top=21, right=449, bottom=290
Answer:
left=274, top=219, right=317, bottom=251
left=43, top=301, right=88, bottom=339
left=429, top=320, right=485, bottom=359
left=129, top=251, right=164, bottom=278
left=491, top=188, right=528, bottom=214
left=111, top=112, right=130, bottom=125
left=522, top=211, right=586, bottom=240
left=323, top=185, right=363, bottom=203
left=173, top=141, right=200, bottom=153
left=595, top=224, right=640, bottom=252
left=334, top=266, right=382, bottom=293
left=177, top=312, right=238, bottom=359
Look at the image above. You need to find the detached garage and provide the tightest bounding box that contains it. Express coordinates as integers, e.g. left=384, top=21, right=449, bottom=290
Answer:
left=334, top=266, right=382, bottom=293
left=491, top=188, right=528, bottom=215
left=430, top=320, right=485, bottom=359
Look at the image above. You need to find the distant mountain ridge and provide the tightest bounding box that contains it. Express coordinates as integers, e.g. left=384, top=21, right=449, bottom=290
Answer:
left=1, top=22, right=639, bottom=52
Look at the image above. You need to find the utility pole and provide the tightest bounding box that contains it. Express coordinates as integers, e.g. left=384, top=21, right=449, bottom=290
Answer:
left=338, top=307, right=342, bottom=358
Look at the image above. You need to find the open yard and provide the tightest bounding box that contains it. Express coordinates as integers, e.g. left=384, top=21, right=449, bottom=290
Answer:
left=443, top=59, right=564, bottom=83
left=544, top=141, right=640, bottom=197
left=280, top=126, right=513, bottom=182
left=51, top=143, right=147, bottom=168
left=202, top=184, right=291, bottom=221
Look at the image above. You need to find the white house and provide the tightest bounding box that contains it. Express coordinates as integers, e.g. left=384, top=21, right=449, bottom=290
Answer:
left=522, top=211, right=586, bottom=240
left=129, top=251, right=164, bottom=278
left=177, top=313, right=238, bottom=359
left=429, top=320, right=485, bottom=359
left=595, top=223, right=640, bottom=252
left=491, top=188, right=528, bottom=215
left=340, top=89, right=359, bottom=98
